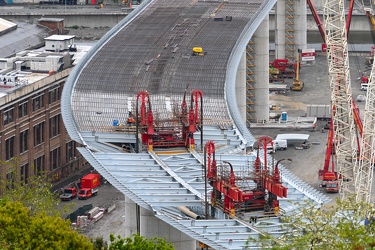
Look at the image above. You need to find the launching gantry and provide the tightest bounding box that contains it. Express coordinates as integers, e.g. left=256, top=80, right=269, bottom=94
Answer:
left=205, top=137, right=288, bottom=217
left=135, top=88, right=203, bottom=151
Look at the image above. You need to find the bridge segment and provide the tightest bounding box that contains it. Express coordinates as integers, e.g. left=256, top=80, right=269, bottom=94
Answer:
left=61, top=0, right=330, bottom=249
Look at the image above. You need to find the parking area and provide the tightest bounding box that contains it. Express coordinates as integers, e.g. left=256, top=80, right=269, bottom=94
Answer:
left=57, top=182, right=125, bottom=242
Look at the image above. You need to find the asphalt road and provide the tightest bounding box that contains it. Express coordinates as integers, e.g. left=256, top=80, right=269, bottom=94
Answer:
left=57, top=183, right=125, bottom=243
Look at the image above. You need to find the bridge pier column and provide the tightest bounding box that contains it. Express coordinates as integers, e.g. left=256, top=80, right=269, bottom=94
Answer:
left=294, top=0, right=307, bottom=51
left=275, top=0, right=307, bottom=59
left=236, top=49, right=247, bottom=122
left=254, top=16, right=270, bottom=122
left=275, top=0, right=286, bottom=59
left=124, top=196, right=138, bottom=237
left=140, top=207, right=196, bottom=250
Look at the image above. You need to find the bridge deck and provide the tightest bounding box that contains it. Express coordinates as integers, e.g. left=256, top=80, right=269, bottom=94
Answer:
left=61, top=0, right=331, bottom=249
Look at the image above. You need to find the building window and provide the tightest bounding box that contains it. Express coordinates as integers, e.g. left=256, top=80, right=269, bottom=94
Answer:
left=19, top=130, right=29, bottom=153
left=3, top=106, right=14, bottom=125
left=34, top=155, right=45, bottom=176
left=48, top=86, right=60, bottom=104
left=18, top=101, right=28, bottom=118
left=50, top=147, right=60, bottom=171
left=34, top=122, right=45, bottom=146
left=50, top=114, right=61, bottom=138
left=32, top=93, right=44, bottom=112
left=66, top=141, right=76, bottom=162
left=5, top=136, right=15, bottom=160
left=20, top=164, right=29, bottom=184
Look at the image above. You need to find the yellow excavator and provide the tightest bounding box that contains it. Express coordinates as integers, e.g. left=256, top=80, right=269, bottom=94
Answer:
left=291, top=49, right=304, bottom=91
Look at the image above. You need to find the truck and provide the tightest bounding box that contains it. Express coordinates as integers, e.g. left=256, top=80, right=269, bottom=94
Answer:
left=60, top=187, right=78, bottom=201
left=274, top=139, right=287, bottom=150
left=78, top=173, right=100, bottom=200
left=266, top=139, right=287, bottom=154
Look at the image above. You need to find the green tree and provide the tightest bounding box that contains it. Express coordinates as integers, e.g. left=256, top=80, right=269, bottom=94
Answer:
left=249, top=196, right=375, bottom=249
left=0, top=201, right=94, bottom=250
left=0, top=158, right=60, bottom=216
left=108, top=234, right=174, bottom=250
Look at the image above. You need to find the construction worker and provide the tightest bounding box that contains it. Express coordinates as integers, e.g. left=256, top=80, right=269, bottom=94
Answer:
left=127, top=112, right=136, bottom=125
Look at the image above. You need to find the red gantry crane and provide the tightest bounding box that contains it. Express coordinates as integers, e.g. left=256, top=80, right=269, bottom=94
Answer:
left=135, top=88, right=203, bottom=151
left=206, top=136, right=288, bottom=217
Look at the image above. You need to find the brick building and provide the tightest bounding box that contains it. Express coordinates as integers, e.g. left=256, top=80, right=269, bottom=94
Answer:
left=0, top=50, right=89, bottom=187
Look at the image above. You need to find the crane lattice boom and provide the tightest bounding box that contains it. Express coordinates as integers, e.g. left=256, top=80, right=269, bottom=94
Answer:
left=323, top=0, right=357, bottom=199
left=355, top=56, right=375, bottom=203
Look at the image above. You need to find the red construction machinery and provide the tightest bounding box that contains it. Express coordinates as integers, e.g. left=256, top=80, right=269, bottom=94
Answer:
left=206, top=136, right=288, bottom=216
left=318, top=117, right=338, bottom=193
left=78, top=173, right=100, bottom=200
left=135, top=87, right=203, bottom=151
left=269, top=59, right=295, bottom=79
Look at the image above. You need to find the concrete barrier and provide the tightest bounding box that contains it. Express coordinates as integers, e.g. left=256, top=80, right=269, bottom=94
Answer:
left=107, top=203, right=116, bottom=213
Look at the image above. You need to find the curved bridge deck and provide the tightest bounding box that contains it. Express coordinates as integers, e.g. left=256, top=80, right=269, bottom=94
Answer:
left=61, top=0, right=331, bottom=249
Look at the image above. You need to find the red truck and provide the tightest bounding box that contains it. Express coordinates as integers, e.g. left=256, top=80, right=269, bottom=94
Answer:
left=78, top=173, right=100, bottom=200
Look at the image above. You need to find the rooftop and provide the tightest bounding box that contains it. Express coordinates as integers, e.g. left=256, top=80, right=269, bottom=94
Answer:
left=45, top=34, right=76, bottom=41
left=0, top=44, right=91, bottom=102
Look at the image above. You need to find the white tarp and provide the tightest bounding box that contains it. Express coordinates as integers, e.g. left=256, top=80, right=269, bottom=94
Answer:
left=275, top=133, right=310, bottom=143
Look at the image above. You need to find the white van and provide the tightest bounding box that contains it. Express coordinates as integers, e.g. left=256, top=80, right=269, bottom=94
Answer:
left=274, top=139, right=287, bottom=150
left=361, top=83, right=368, bottom=91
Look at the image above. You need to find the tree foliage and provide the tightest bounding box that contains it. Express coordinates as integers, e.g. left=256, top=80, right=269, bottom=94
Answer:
left=108, top=234, right=174, bottom=250
left=0, top=158, right=60, bottom=216
left=249, top=196, right=375, bottom=250
left=0, top=201, right=94, bottom=250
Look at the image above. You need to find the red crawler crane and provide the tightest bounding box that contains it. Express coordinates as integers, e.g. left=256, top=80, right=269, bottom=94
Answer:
left=318, top=117, right=339, bottom=193
left=318, top=102, right=363, bottom=193
left=206, top=137, right=288, bottom=217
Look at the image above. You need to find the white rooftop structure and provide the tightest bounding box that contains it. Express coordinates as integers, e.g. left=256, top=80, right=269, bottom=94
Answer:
left=44, top=35, right=76, bottom=52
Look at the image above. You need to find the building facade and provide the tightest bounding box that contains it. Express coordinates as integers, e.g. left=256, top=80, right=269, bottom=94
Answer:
left=0, top=68, right=88, bottom=187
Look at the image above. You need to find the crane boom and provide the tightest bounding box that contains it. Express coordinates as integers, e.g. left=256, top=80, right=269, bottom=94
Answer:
left=355, top=57, right=375, bottom=203
left=323, top=0, right=357, bottom=199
